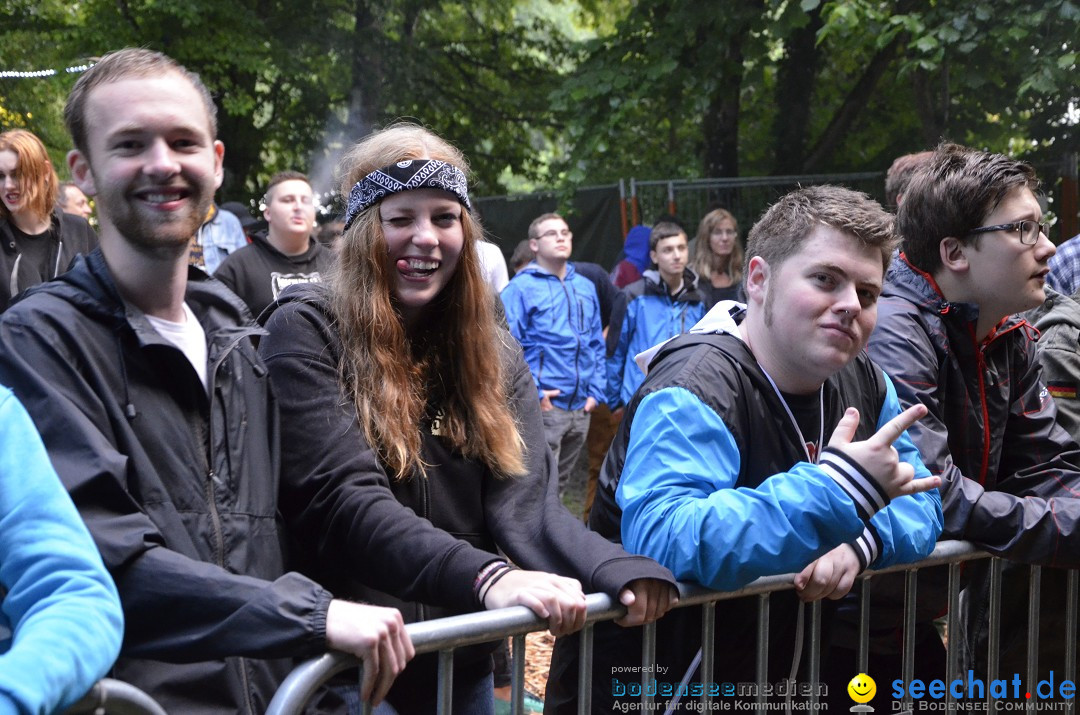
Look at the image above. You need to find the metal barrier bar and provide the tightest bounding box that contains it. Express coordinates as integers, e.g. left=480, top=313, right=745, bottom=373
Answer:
left=631, top=171, right=883, bottom=189
left=63, top=678, right=169, bottom=715
left=269, top=541, right=1080, bottom=714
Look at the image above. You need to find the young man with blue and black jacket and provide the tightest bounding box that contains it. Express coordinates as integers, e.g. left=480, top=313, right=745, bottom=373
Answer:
left=501, top=212, right=606, bottom=498
left=606, top=221, right=706, bottom=410
left=547, top=185, right=943, bottom=713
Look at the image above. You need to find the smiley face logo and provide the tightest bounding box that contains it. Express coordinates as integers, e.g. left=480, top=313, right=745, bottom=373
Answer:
left=847, top=673, right=876, bottom=703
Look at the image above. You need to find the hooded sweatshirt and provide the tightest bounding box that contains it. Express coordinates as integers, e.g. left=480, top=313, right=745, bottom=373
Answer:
left=0, top=208, right=97, bottom=312
left=213, top=232, right=334, bottom=322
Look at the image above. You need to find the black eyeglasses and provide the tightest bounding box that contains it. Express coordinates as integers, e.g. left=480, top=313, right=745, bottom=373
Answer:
left=536, top=228, right=572, bottom=240
left=967, top=220, right=1049, bottom=246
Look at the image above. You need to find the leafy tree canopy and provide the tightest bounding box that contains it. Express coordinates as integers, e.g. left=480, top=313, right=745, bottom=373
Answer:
left=0, top=0, right=1075, bottom=202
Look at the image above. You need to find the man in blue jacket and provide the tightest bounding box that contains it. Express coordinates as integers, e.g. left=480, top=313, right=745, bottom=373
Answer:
left=606, top=221, right=706, bottom=410
left=548, top=185, right=943, bottom=713
left=502, top=212, right=606, bottom=499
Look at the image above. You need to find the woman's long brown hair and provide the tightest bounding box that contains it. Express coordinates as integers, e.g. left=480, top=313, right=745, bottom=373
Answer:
left=691, top=208, right=744, bottom=284
left=331, top=123, right=525, bottom=481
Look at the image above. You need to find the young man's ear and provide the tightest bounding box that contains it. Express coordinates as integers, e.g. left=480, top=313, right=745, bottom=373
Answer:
left=67, top=150, right=96, bottom=196
left=939, top=236, right=970, bottom=274
left=744, top=255, right=770, bottom=305
left=528, top=238, right=539, bottom=254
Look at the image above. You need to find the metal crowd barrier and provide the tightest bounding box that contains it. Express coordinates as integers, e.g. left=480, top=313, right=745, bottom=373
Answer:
left=267, top=541, right=1080, bottom=715
left=63, top=678, right=168, bottom=715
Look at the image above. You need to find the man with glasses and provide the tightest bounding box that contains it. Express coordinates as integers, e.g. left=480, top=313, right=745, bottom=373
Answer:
left=502, top=212, right=606, bottom=501
left=865, top=142, right=1080, bottom=684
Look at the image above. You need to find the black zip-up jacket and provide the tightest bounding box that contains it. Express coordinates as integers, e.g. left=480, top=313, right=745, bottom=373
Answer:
left=868, top=255, right=1080, bottom=675
left=0, top=208, right=97, bottom=311
left=0, top=249, right=332, bottom=715
left=870, top=256, right=1080, bottom=564
left=259, top=284, right=676, bottom=711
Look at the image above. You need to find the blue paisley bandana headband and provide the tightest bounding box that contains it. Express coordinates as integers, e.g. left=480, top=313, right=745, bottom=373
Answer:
left=343, top=159, right=472, bottom=230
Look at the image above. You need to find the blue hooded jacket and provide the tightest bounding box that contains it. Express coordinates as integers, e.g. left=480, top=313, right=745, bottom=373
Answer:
left=0, top=385, right=123, bottom=715
left=501, top=262, right=606, bottom=411
left=606, top=268, right=706, bottom=407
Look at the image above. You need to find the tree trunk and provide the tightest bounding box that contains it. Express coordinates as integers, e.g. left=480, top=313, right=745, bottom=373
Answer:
left=801, top=35, right=902, bottom=172
left=346, top=0, right=382, bottom=139
left=771, top=8, right=823, bottom=174
left=912, top=65, right=949, bottom=146
left=702, top=36, right=745, bottom=177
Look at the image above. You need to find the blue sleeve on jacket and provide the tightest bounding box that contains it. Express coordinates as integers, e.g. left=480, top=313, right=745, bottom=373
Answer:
left=500, top=281, right=544, bottom=401
left=616, top=386, right=873, bottom=591
left=586, top=284, right=607, bottom=405
left=854, top=373, right=943, bottom=568
left=0, top=387, right=123, bottom=715
left=606, top=294, right=634, bottom=408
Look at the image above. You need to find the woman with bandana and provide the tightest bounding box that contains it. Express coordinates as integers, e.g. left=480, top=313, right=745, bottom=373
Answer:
left=259, top=123, right=677, bottom=713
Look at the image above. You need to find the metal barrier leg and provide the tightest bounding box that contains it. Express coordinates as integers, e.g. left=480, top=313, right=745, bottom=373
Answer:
left=946, top=561, right=962, bottom=711
left=1027, top=565, right=1041, bottom=712
left=578, top=624, right=593, bottom=715
left=808, top=600, right=822, bottom=707
left=511, top=635, right=525, bottom=715
left=642, top=621, right=657, bottom=709
left=1066, top=570, right=1078, bottom=715
left=702, top=601, right=715, bottom=707
left=437, top=648, right=454, bottom=715
left=988, top=558, right=1003, bottom=712
left=757, top=593, right=770, bottom=712
left=903, top=570, right=917, bottom=715
left=858, top=576, right=872, bottom=673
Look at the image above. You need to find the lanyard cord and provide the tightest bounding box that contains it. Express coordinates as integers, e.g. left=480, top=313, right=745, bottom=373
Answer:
left=758, top=365, right=824, bottom=465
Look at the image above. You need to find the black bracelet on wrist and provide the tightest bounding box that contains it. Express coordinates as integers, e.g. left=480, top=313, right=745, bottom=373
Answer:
left=478, top=564, right=517, bottom=605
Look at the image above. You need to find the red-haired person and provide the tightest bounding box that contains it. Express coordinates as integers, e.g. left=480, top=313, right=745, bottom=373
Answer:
left=0, top=129, right=96, bottom=311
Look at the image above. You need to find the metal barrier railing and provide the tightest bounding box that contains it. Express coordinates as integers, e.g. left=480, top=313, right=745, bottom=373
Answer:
left=63, top=678, right=168, bottom=715
left=267, top=541, right=1080, bottom=715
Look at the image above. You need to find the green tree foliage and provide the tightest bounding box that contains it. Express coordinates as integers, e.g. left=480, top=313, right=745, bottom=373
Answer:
left=322, top=0, right=572, bottom=196
left=0, top=0, right=1075, bottom=198
left=551, top=0, right=1078, bottom=182
left=0, top=0, right=88, bottom=168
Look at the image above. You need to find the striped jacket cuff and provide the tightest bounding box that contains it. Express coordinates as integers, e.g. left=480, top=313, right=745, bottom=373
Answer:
left=818, top=447, right=890, bottom=525
left=850, top=525, right=883, bottom=571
